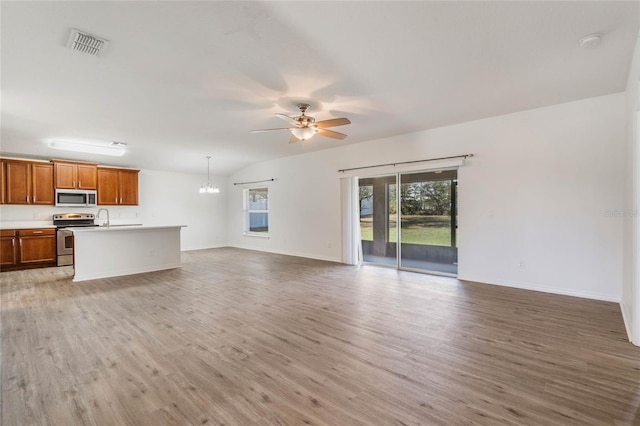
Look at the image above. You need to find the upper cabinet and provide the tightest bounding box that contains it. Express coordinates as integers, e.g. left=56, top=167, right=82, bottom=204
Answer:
left=97, top=168, right=139, bottom=206
left=0, top=161, right=5, bottom=204
left=1, top=159, right=54, bottom=205
left=0, top=158, right=139, bottom=206
left=53, top=160, right=97, bottom=190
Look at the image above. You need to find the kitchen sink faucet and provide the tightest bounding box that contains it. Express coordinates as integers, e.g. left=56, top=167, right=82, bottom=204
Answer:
left=96, top=208, right=110, bottom=227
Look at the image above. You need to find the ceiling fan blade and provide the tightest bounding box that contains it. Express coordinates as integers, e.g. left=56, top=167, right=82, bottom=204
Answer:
left=317, top=128, right=347, bottom=140
left=250, top=127, right=293, bottom=133
left=289, top=134, right=300, bottom=144
left=314, top=118, right=351, bottom=129
left=276, top=113, right=301, bottom=127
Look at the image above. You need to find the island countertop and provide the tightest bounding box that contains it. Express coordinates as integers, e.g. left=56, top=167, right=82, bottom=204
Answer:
left=71, top=224, right=185, bottom=232
left=71, top=224, right=186, bottom=282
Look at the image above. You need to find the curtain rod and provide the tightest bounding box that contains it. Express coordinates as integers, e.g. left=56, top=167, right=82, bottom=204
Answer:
left=337, top=154, right=473, bottom=173
left=233, top=178, right=276, bottom=186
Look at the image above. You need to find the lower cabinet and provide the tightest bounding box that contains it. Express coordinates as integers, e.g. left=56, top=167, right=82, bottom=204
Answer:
left=0, top=228, right=56, bottom=271
left=0, top=230, right=18, bottom=267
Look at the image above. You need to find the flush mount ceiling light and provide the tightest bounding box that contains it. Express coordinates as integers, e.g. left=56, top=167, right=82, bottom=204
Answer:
left=579, top=33, right=602, bottom=48
left=199, top=156, right=220, bottom=194
left=48, top=139, right=127, bottom=156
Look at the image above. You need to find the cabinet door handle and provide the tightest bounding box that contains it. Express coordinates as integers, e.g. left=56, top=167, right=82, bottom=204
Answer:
left=33, top=195, right=36, bottom=203
left=72, top=181, right=76, bottom=188
left=32, top=231, right=43, bottom=234
left=11, top=239, right=14, bottom=247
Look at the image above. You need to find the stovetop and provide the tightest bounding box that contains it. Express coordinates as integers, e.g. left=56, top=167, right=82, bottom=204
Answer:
left=53, top=213, right=96, bottom=228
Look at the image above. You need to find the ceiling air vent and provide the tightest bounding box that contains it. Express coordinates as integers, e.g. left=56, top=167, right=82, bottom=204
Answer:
left=66, top=29, right=109, bottom=56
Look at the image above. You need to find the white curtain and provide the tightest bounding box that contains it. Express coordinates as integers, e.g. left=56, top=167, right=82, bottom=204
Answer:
left=340, top=176, right=363, bottom=265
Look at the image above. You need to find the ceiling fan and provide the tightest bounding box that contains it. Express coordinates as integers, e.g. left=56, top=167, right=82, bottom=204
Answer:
left=250, top=103, right=351, bottom=143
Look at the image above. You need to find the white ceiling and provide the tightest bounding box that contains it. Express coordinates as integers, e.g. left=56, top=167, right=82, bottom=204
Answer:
left=1, top=1, right=638, bottom=176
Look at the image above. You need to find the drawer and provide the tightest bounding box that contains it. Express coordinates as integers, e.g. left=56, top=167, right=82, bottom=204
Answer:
left=17, top=229, right=56, bottom=237
left=1, top=230, right=16, bottom=237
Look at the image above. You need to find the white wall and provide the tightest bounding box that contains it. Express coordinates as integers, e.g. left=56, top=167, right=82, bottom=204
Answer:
left=622, top=35, right=640, bottom=344
left=0, top=168, right=227, bottom=251
left=228, top=93, right=626, bottom=302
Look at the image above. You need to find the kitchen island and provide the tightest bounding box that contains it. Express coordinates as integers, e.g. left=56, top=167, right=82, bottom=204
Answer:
left=71, top=225, right=186, bottom=282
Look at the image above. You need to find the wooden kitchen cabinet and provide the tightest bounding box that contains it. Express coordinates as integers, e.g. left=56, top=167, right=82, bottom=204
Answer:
left=0, top=161, right=5, bottom=204
left=97, top=168, right=139, bottom=205
left=18, top=229, right=56, bottom=265
left=3, top=159, right=54, bottom=205
left=0, top=228, right=56, bottom=271
left=0, top=230, right=18, bottom=267
left=53, top=160, right=98, bottom=190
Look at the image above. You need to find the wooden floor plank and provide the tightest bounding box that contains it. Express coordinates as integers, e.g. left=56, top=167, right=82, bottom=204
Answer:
left=2, top=247, right=640, bottom=425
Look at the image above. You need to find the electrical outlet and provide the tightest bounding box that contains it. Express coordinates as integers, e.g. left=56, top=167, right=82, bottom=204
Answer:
left=518, top=260, right=526, bottom=269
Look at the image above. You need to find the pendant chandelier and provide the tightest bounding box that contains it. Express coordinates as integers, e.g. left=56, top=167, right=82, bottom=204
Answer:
left=199, top=156, right=220, bottom=194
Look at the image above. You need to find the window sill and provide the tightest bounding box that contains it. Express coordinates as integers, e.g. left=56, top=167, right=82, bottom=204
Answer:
left=243, top=232, right=270, bottom=239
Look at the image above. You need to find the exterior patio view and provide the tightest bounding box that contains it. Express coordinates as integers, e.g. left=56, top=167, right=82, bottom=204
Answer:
left=359, top=170, right=458, bottom=274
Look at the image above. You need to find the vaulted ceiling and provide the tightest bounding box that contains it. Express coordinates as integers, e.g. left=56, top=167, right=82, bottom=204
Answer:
left=1, top=1, right=638, bottom=175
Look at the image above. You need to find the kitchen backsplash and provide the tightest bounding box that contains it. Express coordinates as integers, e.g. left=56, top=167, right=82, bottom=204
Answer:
left=0, top=204, right=141, bottom=224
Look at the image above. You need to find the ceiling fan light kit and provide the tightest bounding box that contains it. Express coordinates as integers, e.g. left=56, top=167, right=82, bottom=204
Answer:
left=251, top=103, right=351, bottom=143
left=291, top=126, right=317, bottom=141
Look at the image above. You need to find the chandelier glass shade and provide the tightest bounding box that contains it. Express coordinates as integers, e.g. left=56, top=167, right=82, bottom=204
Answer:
left=199, top=156, right=220, bottom=194
left=291, top=126, right=317, bottom=141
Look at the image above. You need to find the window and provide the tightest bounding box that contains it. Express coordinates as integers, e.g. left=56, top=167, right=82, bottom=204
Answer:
left=243, top=187, right=269, bottom=236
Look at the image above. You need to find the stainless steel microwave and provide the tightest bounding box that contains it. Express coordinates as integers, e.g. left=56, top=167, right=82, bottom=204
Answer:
left=55, top=189, right=97, bottom=207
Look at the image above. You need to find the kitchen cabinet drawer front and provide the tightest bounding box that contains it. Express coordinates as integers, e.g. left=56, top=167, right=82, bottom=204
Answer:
left=1, top=230, right=17, bottom=237
left=17, top=228, right=56, bottom=237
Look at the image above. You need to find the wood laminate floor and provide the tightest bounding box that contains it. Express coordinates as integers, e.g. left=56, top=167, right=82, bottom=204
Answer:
left=1, top=248, right=639, bottom=425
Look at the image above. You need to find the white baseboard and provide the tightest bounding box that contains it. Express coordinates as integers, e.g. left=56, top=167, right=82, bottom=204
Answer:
left=457, top=274, right=620, bottom=303
left=229, top=244, right=342, bottom=264
left=181, top=243, right=227, bottom=252
left=620, top=301, right=633, bottom=343
left=73, top=263, right=182, bottom=282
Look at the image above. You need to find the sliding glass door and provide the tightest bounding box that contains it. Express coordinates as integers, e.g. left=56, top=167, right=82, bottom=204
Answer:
left=358, top=169, right=458, bottom=275
left=399, top=170, right=458, bottom=274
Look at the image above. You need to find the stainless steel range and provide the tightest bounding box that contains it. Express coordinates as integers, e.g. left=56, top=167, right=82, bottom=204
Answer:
left=53, top=213, right=97, bottom=266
